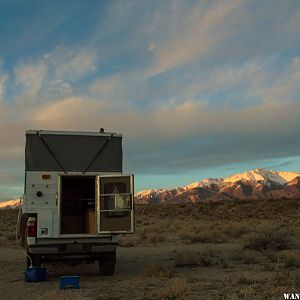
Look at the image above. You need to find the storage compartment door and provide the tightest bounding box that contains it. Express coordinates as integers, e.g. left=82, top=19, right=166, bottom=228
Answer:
left=96, top=175, right=134, bottom=233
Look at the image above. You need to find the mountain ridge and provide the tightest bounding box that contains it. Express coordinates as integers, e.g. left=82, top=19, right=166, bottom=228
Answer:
left=0, top=199, right=20, bottom=209
left=1, top=169, right=300, bottom=208
left=135, top=168, right=300, bottom=204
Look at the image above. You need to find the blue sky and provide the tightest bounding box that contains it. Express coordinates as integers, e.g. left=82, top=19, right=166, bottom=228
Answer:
left=1, top=0, right=300, bottom=200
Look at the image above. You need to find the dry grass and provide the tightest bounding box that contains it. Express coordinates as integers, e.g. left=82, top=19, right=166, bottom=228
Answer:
left=272, top=270, right=291, bottom=287
left=157, top=278, right=189, bottom=300
left=244, top=227, right=293, bottom=251
left=138, top=226, right=166, bottom=244
left=0, top=209, right=18, bottom=233
left=0, top=199, right=299, bottom=299
left=236, top=272, right=257, bottom=285
left=174, top=251, right=200, bottom=267
left=223, top=222, right=252, bottom=239
left=179, top=229, right=227, bottom=244
left=5, top=232, right=16, bottom=241
left=135, top=199, right=300, bottom=223
left=280, top=250, right=300, bottom=268
left=230, top=249, right=261, bottom=264
left=143, top=262, right=173, bottom=278
left=146, top=232, right=166, bottom=244
left=118, top=235, right=140, bottom=247
left=174, top=249, right=217, bottom=268
left=220, top=283, right=284, bottom=300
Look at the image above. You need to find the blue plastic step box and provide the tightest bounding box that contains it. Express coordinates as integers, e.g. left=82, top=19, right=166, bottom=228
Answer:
left=60, top=276, right=80, bottom=289
left=25, top=267, right=46, bottom=282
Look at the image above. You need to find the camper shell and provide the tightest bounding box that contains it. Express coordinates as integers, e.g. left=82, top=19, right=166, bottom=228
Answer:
left=21, top=130, right=134, bottom=275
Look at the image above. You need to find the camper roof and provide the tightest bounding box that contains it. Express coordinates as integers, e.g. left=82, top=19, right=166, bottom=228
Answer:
left=26, top=129, right=122, bottom=138
left=25, top=129, right=123, bottom=172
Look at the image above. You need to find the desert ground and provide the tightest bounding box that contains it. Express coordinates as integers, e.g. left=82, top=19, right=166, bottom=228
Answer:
left=0, top=199, right=299, bottom=299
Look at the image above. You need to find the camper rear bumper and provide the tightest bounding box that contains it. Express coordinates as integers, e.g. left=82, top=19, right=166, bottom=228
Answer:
left=28, top=236, right=118, bottom=255
left=28, top=243, right=117, bottom=255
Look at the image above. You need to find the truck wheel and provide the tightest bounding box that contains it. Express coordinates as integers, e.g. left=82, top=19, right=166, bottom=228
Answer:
left=26, top=253, right=42, bottom=268
left=98, top=252, right=116, bottom=276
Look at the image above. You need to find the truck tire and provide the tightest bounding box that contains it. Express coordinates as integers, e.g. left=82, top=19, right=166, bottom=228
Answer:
left=26, top=253, right=42, bottom=268
left=98, top=251, right=116, bottom=276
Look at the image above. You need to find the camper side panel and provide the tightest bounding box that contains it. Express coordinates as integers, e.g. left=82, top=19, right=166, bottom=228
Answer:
left=23, top=171, right=60, bottom=238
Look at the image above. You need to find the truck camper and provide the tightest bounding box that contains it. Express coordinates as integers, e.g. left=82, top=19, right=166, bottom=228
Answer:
left=18, top=129, right=134, bottom=275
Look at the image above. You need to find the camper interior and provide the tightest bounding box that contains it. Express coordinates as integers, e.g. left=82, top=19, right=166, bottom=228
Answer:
left=61, top=176, right=96, bottom=234
left=60, top=175, right=133, bottom=234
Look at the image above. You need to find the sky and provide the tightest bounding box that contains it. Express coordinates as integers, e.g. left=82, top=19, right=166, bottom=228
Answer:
left=1, top=0, right=300, bottom=200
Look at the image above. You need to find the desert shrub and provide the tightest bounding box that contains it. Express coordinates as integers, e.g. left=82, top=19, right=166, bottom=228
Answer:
left=272, top=270, right=291, bottom=287
left=264, top=251, right=283, bottom=264
left=136, top=219, right=143, bottom=225
left=138, top=228, right=147, bottom=240
left=157, top=278, right=189, bottom=300
left=138, top=226, right=165, bottom=244
left=179, top=229, right=226, bottom=244
left=236, top=273, right=257, bottom=285
left=220, top=283, right=287, bottom=300
left=223, top=223, right=252, bottom=239
left=244, top=227, right=292, bottom=251
left=262, top=262, right=283, bottom=272
left=231, top=249, right=260, bottom=264
left=174, top=250, right=214, bottom=267
left=280, top=250, right=300, bottom=268
left=291, top=226, right=300, bottom=238
left=146, top=225, right=164, bottom=233
left=5, top=232, right=16, bottom=241
left=143, top=262, right=173, bottom=278
left=0, top=239, right=9, bottom=247
left=174, top=251, right=199, bottom=267
left=173, top=223, right=182, bottom=232
left=147, top=232, right=165, bottom=244
left=220, top=257, right=233, bottom=268
left=118, top=235, right=140, bottom=247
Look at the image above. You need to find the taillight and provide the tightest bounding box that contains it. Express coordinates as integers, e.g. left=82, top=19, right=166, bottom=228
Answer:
left=27, top=218, right=36, bottom=237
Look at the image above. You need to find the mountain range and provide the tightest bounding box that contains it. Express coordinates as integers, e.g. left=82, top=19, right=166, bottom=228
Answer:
left=135, top=168, right=300, bottom=204
left=1, top=169, right=300, bottom=208
left=0, top=199, right=20, bottom=209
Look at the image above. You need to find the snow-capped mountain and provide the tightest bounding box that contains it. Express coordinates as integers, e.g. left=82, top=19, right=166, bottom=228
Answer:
left=223, top=168, right=300, bottom=185
left=0, top=199, right=20, bottom=209
left=184, top=178, right=223, bottom=189
left=135, top=169, right=300, bottom=204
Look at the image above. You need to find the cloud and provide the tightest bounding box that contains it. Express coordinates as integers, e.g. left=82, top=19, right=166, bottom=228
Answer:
left=50, top=80, right=72, bottom=94
left=0, top=73, right=7, bottom=103
left=144, top=1, right=300, bottom=76
left=54, top=48, right=97, bottom=80
left=14, top=61, right=48, bottom=101
left=259, top=56, right=300, bottom=104
left=31, top=97, right=108, bottom=127
left=146, top=0, right=240, bottom=76
left=89, top=75, right=120, bottom=98
left=3, top=85, right=296, bottom=139
left=1, top=54, right=300, bottom=179
left=5, top=46, right=99, bottom=107
left=1, top=1, right=300, bottom=197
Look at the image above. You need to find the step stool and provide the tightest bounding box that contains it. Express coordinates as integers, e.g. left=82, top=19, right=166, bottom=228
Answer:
left=60, top=275, right=80, bottom=289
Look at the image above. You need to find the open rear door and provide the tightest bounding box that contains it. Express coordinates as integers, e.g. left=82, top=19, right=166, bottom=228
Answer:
left=96, top=175, right=134, bottom=233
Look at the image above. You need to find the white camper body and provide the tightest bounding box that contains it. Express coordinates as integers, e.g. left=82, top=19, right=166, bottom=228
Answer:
left=21, top=130, right=134, bottom=275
